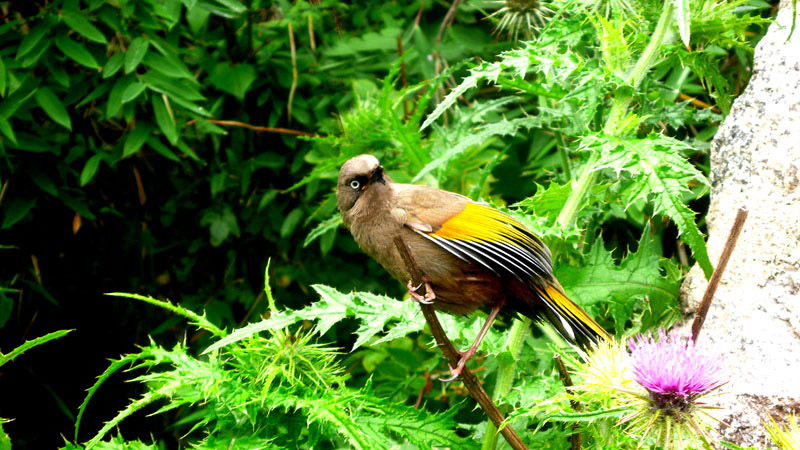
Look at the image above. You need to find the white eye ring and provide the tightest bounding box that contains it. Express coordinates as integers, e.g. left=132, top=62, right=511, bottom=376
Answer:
left=350, top=179, right=361, bottom=190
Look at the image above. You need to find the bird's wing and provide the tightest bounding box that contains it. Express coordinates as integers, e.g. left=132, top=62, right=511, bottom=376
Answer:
left=395, top=185, right=553, bottom=282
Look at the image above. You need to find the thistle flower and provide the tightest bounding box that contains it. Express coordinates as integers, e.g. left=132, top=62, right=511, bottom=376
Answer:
left=486, top=0, right=554, bottom=41
left=622, top=328, right=726, bottom=449
left=577, top=338, right=636, bottom=401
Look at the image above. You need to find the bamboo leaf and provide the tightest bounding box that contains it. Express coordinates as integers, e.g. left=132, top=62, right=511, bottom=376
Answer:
left=151, top=95, right=178, bottom=144
left=106, top=75, right=134, bottom=117
left=79, top=154, right=103, bottom=186
left=61, top=10, right=108, bottom=44
left=121, top=82, right=146, bottom=103
left=123, top=122, right=152, bottom=157
left=102, top=52, right=124, bottom=79
left=55, top=35, right=99, bottom=69
left=125, top=37, right=149, bottom=74
left=0, top=56, right=6, bottom=97
left=34, top=87, right=71, bottom=130
left=16, top=22, right=52, bottom=60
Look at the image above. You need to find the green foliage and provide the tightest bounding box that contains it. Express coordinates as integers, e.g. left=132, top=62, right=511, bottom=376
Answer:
left=0, top=329, right=73, bottom=368
left=72, top=285, right=478, bottom=450
left=0, top=0, right=773, bottom=447
left=556, top=228, right=683, bottom=335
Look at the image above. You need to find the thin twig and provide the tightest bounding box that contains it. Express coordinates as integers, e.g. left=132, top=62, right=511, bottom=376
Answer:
left=554, top=354, right=581, bottom=450
left=691, top=206, right=748, bottom=342
left=308, top=14, right=316, bottom=53
left=414, top=371, right=433, bottom=409
left=414, top=0, right=426, bottom=29
left=393, top=236, right=528, bottom=450
left=332, top=7, right=343, bottom=37
left=185, top=119, right=318, bottom=137
left=132, top=165, right=146, bottom=206
left=436, top=0, right=459, bottom=47
left=397, top=35, right=408, bottom=118
left=0, top=179, right=9, bottom=208
left=287, top=22, right=298, bottom=123
left=678, top=93, right=720, bottom=112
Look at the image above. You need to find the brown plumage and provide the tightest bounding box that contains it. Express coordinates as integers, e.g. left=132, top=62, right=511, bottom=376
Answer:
left=337, top=154, right=609, bottom=378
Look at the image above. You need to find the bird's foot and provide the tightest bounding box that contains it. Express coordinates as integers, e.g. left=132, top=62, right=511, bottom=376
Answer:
left=406, top=280, right=436, bottom=304
left=440, top=348, right=476, bottom=382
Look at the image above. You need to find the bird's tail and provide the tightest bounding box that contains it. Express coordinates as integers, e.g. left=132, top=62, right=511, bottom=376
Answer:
left=535, top=283, right=610, bottom=352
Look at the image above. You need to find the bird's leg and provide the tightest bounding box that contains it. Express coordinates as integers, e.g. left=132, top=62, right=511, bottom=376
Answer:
left=440, top=300, right=505, bottom=382
left=406, top=280, right=436, bottom=304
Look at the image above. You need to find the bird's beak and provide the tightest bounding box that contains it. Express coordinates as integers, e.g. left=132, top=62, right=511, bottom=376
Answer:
left=370, top=165, right=385, bottom=184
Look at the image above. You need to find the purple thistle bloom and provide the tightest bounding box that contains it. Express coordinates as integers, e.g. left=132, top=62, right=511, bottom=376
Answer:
left=628, top=328, right=725, bottom=413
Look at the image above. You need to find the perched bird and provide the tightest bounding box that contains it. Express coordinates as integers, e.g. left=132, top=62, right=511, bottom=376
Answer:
left=336, top=154, right=609, bottom=379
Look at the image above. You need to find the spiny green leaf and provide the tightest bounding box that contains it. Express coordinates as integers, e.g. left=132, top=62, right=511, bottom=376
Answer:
left=74, top=354, right=140, bottom=441
left=413, top=117, right=538, bottom=182
left=85, top=390, right=167, bottom=449
left=556, top=227, right=683, bottom=335
left=591, top=133, right=712, bottom=278
left=106, top=292, right=226, bottom=336
left=0, top=329, right=72, bottom=368
left=203, top=285, right=424, bottom=354
left=540, top=405, right=632, bottom=423
left=303, top=214, right=342, bottom=248
left=421, top=47, right=531, bottom=130
left=673, top=0, right=691, bottom=46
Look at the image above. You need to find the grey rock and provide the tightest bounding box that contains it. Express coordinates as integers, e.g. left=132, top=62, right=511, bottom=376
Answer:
left=679, top=0, right=800, bottom=447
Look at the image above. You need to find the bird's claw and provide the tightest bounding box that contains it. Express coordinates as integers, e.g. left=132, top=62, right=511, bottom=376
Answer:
left=440, top=360, right=467, bottom=382
left=406, top=280, right=436, bottom=304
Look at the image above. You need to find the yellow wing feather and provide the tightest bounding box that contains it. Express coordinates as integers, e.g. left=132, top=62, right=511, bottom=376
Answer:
left=541, top=285, right=611, bottom=342
left=434, top=203, right=537, bottom=248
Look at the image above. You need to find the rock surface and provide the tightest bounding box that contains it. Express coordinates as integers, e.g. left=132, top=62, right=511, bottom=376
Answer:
left=678, top=0, right=800, bottom=447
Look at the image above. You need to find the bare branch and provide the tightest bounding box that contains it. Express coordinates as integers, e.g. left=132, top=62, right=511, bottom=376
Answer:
left=393, top=236, right=528, bottom=450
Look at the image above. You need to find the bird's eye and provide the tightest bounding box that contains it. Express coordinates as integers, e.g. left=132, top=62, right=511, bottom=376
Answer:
left=349, top=179, right=361, bottom=190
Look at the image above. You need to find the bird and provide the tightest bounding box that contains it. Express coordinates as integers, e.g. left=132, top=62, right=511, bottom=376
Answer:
left=336, top=154, right=610, bottom=380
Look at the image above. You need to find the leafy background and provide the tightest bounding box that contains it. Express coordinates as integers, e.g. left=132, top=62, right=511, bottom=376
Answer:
left=0, top=0, right=772, bottom=448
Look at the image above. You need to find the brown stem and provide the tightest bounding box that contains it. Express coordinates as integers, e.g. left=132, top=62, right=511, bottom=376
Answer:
left=414, top=371, right=433, bottom=409
left=691, top=206, right=749, bottom=342
left=393, top=236, right=528, bottom=450
left=554, top=354, right=581, bottom=450
left=185, top=119, right=318, bottom=137
left=436, top=0, right=459, bottom=47
left=397, top=34, right=408, bottom=118
left=287, top=22, right=298, bottom=123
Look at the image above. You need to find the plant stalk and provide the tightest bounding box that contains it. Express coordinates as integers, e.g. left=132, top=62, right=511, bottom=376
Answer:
left=393, top=237, right=529, bottom=450
left=556, top=0, right=676, bottom=230
left=481, top=317, right=531, bottom=450
left=481, top=5, right=680, bottom=448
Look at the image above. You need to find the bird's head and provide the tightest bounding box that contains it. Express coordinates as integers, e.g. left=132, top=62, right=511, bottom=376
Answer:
left=336, top=154, right=390, bottom=220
